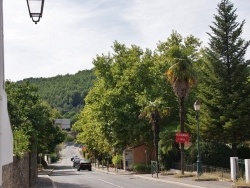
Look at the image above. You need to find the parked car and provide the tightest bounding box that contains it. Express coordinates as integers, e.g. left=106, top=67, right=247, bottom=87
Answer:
left=77, top=159, right=92, bottom=171
left=73, top=157, right=81, bottom=167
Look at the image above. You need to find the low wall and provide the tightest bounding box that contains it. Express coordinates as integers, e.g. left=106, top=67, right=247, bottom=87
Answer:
left=29, top=152, right=37, bottom=186
left=2, top=162, right=13, bottom=188
left=13, top=153, right=30, bottom=188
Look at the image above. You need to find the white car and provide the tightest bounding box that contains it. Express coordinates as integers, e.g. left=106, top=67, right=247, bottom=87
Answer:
left=70, top=155, right=78, bottom=161
left=72, top=157, right=81, bottom=167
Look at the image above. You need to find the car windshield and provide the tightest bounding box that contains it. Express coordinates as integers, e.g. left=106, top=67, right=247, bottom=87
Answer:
left=81, top=160, right=90, bottom=163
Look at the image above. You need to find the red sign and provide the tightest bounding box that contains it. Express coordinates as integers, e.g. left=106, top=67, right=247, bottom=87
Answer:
left=175, top=132, right=190, bottom=143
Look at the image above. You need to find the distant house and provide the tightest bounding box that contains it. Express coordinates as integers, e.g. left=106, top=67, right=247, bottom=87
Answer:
left=123, top=144, right=155, bottom=170
left=55, top=119, right=71, bottom=130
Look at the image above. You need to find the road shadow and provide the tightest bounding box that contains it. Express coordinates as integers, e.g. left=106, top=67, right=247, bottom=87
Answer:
left=54, top=182, right=91, bottom=188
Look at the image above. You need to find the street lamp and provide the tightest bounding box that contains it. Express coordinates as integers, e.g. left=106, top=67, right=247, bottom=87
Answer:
left=26, top=0, right=45, bottom=24
left=194, top=100, right=202, bottom=176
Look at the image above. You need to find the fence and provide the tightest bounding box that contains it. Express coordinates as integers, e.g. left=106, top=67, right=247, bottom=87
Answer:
left=172, top=162, right=231, bottom=179
left=237, top=159, right=245, bottom=179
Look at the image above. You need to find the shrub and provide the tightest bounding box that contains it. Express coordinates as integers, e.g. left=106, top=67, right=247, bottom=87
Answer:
left=112, top=155, right=122, bottom=167
left=65, top=134, right=75, bottom=142
left=237, top=145, right=250, bottom=159
left=131, top=164, right=151, bottom=173
left=13, top=129, right=30, bottom=158
left=186, top=141, right=231, bottom=168
left=50, top=153, right=59, bottom=163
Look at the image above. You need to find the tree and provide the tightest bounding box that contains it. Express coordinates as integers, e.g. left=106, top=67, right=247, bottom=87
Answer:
left=74, top=42, right=156, bottom=153
left=161, top=31, right=201, bottom=174
left=73, top=41, right=175, bottom=157
left=198, top=0, right=250, bottom=156
left=24, top=70, right=95, bottom=125
left=5, top=81, right=66, bottom=155
left=139, top=99, right=170, bottom=172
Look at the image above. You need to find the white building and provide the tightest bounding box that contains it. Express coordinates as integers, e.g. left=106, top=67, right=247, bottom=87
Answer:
left=55, top=119, right=71, bottom=130
left=0, top=0, right=14, bottom=186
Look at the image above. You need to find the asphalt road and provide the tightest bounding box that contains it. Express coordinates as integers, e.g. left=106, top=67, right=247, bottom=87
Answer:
left=48, top=144, right=203, bottom=188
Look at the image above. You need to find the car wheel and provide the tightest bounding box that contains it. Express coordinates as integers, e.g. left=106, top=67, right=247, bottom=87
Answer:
left=77, top=168, right=80, bottom=171
left=89, top=168, right=92, bottom=171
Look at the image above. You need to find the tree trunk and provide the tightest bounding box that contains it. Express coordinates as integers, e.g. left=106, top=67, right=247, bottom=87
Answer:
left=232, top=131, right=237, bottom=157
left=153, top=110, right=160, bottom=173
left=179, top=97, right=185, bottom=174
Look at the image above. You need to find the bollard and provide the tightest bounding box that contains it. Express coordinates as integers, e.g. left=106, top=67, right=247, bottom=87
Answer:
left=230, top=157, right=238, bottom=181
left=245, top=159, right=250, bottom=183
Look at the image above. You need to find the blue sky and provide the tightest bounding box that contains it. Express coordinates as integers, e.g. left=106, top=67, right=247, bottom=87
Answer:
left=4, top=0, right=250, bottom=81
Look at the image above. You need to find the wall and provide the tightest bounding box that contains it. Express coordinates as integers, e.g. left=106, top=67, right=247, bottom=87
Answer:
left=29, top=152, right=37, bottom=186
left=13, top=153, right=30, bottom=188
left=133, top=145, right=154, bottom=164
left=129, top=144, right=155, bottom=165
left=0, top=90, right=14, bottom=187
left=0, top=91, right=13, bottom=167
left=2, top=162, right=13, bottom=188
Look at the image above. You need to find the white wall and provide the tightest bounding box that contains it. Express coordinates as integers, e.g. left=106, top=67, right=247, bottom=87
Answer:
left=0, top=0, right=14, bottom=186
left=0, top=91, right=13, bottom=165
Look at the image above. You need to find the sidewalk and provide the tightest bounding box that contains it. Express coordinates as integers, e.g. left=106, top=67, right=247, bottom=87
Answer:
left=93, top=165, right=233, bottom=188
left=30, top=165, right=55, bottom=188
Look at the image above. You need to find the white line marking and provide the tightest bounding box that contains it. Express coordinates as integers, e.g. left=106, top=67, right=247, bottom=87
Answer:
left=85, top=176, right=124, bottom=188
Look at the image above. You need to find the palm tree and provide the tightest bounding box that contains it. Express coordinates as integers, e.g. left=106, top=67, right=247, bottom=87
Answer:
left=139, top=99, right=170, bottom=175
left=164, top=32, right=199, bottom=175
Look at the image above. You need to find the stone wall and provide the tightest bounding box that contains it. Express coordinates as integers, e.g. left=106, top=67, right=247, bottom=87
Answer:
left=13, top=153, right=30, bottom=188
left=1, top=152, right=38, bottom=188
left=29, top=152, right=37, bottom=186
left=2, top=162, right=13, bottom=188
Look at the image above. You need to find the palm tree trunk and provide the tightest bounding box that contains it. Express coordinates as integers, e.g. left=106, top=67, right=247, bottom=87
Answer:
left=153, top=111, right=160, bottom=173
left=179, top=97, right=185, bottom=174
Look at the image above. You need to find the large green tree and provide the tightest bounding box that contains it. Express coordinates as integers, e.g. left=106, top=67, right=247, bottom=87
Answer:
left=73, top=41, right=175, bottom=156
left=6, top=81, right=66, bottom=155
left=198, top=0, right=250, bottom=156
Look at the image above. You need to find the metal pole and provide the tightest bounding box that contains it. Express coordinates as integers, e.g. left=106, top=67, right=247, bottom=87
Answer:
left=196, top=111, right=202, bottom=176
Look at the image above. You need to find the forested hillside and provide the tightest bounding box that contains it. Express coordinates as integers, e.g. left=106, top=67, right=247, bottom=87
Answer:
left=22, top=69, right=95, bottom=124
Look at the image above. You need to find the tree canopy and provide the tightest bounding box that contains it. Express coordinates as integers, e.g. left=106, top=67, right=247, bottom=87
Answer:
left=6, top=81, right=66, bottom=155
left=194, top=0, right=250, bottom=156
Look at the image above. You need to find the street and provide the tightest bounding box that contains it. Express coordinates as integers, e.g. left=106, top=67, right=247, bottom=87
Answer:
left=48, top=144, right=202, bottom=188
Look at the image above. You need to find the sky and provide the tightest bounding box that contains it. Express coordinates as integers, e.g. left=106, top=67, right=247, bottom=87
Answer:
left=3, top=0, right=250, bottom=81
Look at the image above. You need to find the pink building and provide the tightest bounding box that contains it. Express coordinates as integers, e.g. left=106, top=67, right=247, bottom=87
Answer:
left=123, top=144, right=155, bottom=170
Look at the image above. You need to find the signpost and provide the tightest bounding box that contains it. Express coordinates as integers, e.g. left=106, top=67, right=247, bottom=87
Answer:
left=175, top=132, right=190, bottom=143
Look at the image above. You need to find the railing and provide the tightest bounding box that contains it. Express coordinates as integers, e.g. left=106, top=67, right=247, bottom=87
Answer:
left=172, top=162, right=231, bottom=179
left=237, top=159, right=245, bottom=179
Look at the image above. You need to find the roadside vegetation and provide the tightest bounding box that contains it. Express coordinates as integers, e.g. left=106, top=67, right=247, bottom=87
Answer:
left=8, top=0, right=250, bottom=185
left=6, top=81, right=67, bottom=160
left=73, top=0, right=250, bottom=174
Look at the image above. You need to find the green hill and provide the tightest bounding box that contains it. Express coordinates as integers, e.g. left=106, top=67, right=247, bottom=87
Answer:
left=23, top=69, right=95, bottom=124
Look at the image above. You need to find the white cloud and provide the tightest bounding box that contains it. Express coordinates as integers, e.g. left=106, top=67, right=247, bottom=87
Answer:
left=3, top=0, right=250, bottom=81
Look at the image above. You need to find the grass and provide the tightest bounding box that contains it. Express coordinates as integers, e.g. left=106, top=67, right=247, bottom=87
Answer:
left=174, top=173, right=195, bottom=178
left=159, top=169, right=250, bottom=187
left=232, top=178, right=250, bottom=188
left=193, top=173, right=219, bottom=181
left=160, top=170, right=231, bottom=181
